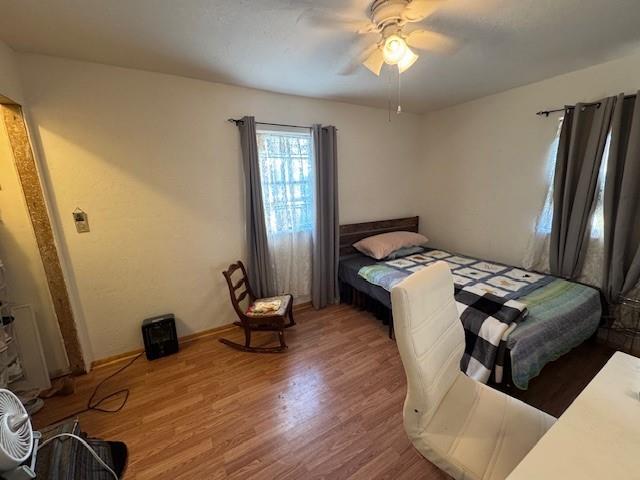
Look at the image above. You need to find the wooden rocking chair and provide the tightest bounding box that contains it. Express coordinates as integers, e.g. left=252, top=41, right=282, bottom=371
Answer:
left=220, top=261, right=295, bottom=353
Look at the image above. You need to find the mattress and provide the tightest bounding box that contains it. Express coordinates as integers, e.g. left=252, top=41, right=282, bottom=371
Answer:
left=338, top=251, right=602, bottom=389
left=338, top=253, right=391, bottom=307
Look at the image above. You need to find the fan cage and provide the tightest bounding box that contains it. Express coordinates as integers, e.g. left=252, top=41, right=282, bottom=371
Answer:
left=0, top=390, right=33, bottom=470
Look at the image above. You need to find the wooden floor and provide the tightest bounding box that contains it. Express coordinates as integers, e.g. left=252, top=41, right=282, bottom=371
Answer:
left=34, top=304, right=614, bottom=479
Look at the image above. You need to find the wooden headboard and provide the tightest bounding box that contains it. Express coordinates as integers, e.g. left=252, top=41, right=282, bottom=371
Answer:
left=339, top=216, right=419, bottom=256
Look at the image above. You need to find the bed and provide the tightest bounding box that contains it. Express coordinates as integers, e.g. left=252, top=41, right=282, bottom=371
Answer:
left=338, top=216, right=603, bottom=390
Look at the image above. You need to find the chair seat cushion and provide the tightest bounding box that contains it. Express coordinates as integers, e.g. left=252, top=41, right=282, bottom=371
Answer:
left=246, top=295, right=291, bottom=317
left=410, top=373, right=555, bottom=480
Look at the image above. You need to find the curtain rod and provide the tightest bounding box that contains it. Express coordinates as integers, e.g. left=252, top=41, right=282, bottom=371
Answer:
left=536, top=102, right=601, bottom=117
left=227, top=118, right=313, bottom=130
left=537, top=93, right=637, bottom=117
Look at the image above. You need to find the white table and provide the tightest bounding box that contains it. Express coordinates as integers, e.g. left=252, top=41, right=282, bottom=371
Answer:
left=507, top=351, right=640, bottom=479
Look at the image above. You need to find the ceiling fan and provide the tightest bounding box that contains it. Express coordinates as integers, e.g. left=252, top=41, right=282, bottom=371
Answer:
left=300, top=0, right=458, bottom=76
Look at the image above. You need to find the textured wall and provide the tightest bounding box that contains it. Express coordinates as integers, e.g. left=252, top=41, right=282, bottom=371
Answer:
left=17, top=54, right=423, bottom=361
left=417, top=48, right=640, bottom=267
left=0, top=42, right=23, bottom=104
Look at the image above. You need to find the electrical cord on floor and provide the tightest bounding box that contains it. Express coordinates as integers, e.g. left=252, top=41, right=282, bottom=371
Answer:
left=46, top=352, right=143, bottom=425
left=38, top=433, right=118, bottom=479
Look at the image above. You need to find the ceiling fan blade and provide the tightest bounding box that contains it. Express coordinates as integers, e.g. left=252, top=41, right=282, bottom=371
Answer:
left=401, top=0, right=444, bottom=22
left=405, top=29, right=459, bottom=55
left=362, top=47, right=384, bottom=76
left=337, top=43, right=377, bottom=76
left=297, top=8, right=377, bottom=33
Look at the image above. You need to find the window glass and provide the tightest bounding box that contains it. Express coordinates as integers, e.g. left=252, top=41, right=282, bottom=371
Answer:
left=536, top=121, right=609, bottom=240
left=257, top=129, right=314, bottom=234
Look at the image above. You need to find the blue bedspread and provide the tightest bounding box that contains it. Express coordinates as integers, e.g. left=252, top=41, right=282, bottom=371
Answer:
left=339, top=249, right=602, bottom=390
left=509, top=279, right=601, bottom=389
left=356, top=249, right=557, bottom=383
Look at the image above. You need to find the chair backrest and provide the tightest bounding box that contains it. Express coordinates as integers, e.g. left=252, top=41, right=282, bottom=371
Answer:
left=222, top=261, right=256, bottom=320
left=391, top=261, right=465, bottom=438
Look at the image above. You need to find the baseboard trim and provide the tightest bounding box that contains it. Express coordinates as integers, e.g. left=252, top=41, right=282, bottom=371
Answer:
left=91, top=349, right=145, bottom=370
left=91, top=302, right=312, bottom=370
left=91, top=322, right=236, bottom=370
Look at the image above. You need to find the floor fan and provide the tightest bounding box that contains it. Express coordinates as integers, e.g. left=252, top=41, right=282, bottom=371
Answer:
left=0, top=389, right=38, bottom=480
left=0, top=388, right=119, bottom=479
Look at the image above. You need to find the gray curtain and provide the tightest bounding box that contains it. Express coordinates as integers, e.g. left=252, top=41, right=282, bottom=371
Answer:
left=549, top=97, right=615, bottom=279
left=311, top=125, right=339, bottom=309
left=602, top=92, right=640, bottom=302
left=238, top=116, right=274, bottom=298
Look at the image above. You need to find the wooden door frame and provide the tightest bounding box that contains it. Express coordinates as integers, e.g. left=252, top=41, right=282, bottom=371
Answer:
left=1, top=100, right=86, bottom=373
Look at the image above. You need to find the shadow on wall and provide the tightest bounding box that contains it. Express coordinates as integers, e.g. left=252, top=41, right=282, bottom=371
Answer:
left=20, top=58, right=426, bottom=358
left=23, top=90, right=248, bottom=357
left=23, top=70, right=246, bottom=221
left=24, top=114, right=98, bottom=366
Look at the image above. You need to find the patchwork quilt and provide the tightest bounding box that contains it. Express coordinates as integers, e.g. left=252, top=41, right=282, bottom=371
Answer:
left=358, top=249, right=555, bottom=383
left=361, top=249, right=553, bottom=300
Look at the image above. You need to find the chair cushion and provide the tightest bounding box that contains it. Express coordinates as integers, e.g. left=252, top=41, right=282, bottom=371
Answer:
left=246, top=295, right=291, bottom=317
left=409, top=373, right=555, bottom=480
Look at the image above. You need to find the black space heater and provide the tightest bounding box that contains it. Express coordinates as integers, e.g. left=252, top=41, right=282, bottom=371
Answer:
left=141, top=313, right=179, bottom=360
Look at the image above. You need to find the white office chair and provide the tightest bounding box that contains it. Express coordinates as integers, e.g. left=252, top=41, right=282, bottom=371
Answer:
left=391, top=262, right=555, bottom=480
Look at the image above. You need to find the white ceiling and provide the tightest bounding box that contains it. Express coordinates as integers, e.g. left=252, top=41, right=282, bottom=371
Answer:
left=2, top=0, right=640, bottom=112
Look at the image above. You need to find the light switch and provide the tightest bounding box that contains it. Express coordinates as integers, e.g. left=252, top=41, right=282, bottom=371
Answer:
left=73, top=208, right=90, bottom=233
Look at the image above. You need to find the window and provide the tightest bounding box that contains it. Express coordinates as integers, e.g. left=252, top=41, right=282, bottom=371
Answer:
left=535, top=122, right=609, bottom=240
left=534, top=126, right=562, bottom=236
left=256, top=128, right=314, bottom=235
left=256, top=126, right=315, bottom=301
left=525, top=119, right=610, bottom=286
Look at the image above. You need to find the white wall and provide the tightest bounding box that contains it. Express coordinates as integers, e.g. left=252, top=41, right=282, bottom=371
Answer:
left=0, top=41, right=23, bottom=104
left=17, top=54, right=422, bottom=361
left=20, top=45, right=640, bottom=363
left=418, top=48, right=640, bottom=266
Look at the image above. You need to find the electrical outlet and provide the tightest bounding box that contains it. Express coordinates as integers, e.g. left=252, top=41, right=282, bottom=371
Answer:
left=73, top=210, right=90, bottom=233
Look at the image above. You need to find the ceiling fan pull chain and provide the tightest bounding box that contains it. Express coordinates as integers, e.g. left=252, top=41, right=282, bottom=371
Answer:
left=397, top=67, right=402, bottom=114
left=387, top=66, right=393, bottom=122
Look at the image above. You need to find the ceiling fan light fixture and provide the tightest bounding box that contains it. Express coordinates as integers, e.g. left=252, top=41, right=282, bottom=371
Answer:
left=397, top=47, right=418, bottom=73
left=382, top=34, right=407, bottom=65
left=363, top=47, right=385, bottom=76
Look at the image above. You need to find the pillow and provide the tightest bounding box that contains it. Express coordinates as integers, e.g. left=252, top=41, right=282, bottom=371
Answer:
left=353, top=231, right=429, bottom=260
left=385, top=245, right=425, bottom=260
